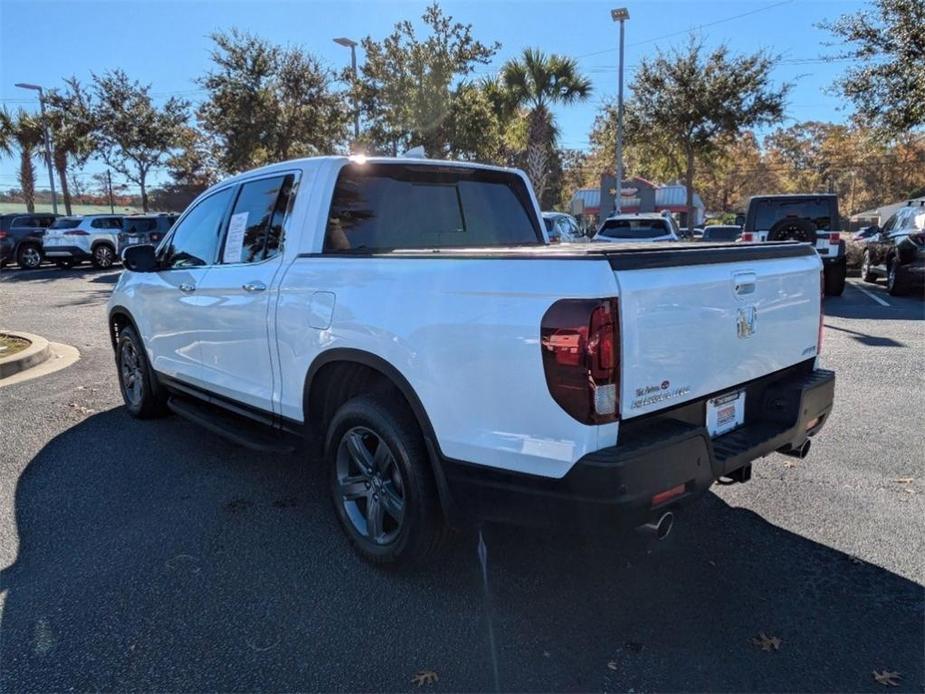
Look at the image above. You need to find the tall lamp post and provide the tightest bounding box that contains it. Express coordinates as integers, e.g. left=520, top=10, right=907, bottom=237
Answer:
left=333, top=37, right=360, bottom=144
left=14, top=82, right=58, bottom=214
left=610, top=8, right=629, bottom=215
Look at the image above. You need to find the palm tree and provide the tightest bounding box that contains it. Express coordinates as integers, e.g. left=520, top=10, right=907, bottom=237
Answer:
left=5, top=109, right=44, bottom=213
left=45, top=78, right=96, bottom=215
left=501, top=48, right=591, bottom=201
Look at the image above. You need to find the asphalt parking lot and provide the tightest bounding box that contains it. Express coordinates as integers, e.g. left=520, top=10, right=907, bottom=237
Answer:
left=0, top=265, right=922, bottom=693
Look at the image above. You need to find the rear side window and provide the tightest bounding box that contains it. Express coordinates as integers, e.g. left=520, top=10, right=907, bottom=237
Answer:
left=91, top=217, right=122, bottom=229
left=598, top=218, right=668, bottom=239
left=752, top=199, right=834, bottom=231
left=161, top=187, right=234, bottom=268
left=51, top=218, right=82, bottom=229
left=324, top=164, right=541, bottom=252
left=221, top=174, right=293, bottom=264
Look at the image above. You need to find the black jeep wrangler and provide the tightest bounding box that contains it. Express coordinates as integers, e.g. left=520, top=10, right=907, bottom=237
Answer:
left=740, top=194, right=847, bottom=296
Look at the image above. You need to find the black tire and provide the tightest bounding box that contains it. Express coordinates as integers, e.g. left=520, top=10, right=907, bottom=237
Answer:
left=92, top=243, right=116, bottom=269
left=16, top=243, right=43, bottom=270
left=767, top=218, right=817, bottom=243
left=116, top=324, right=169, bottom=419
left=823, top=263, right=846, bottom=296
left=861, top=250, right=877, bottom=283
left=886, top=258, right=907, bottom=296
left=326, top=396, right=446, bottom=565
left=55, top=258, right=77, bottom=269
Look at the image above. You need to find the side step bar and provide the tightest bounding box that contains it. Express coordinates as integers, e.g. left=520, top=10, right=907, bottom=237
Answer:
left=167, top=396, right=297, bottom=454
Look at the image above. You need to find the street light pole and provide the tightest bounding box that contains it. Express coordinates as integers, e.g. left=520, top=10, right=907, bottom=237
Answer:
left=610, top=8, right=629, bottom=215
left=15, top=82, right=58, bottom=214
left=333, top=37, right=360, bottom=144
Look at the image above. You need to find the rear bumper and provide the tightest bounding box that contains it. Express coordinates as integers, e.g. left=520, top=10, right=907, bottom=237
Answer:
left=440, top=364, right=834, bottom=530
left=43, top=245, right=92, bottom=260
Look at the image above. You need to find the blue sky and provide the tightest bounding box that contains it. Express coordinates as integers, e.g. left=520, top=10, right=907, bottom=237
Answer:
left=0, top=0, right=865, bottom=193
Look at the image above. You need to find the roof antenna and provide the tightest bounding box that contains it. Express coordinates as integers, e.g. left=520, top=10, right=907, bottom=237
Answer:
left=400, top=145, right=427, bottom=159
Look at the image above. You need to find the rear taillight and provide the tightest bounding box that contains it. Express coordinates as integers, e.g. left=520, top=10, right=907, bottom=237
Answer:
left=826, top=232, right=840, bottom=243
left=540, top=298, right=620, bottom=424
left=817, top=270, right=824, bottom=355
left=63, top=229, right=89, bottom=236
left=0, top=231, right=7, bottom=239
left=741, top=232, right=754, bottom=242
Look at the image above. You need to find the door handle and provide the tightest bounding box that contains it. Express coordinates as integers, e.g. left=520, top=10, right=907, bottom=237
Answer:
left=242, top=281, right=267, bottom=292
left=179, top=283, right=195, bottom=293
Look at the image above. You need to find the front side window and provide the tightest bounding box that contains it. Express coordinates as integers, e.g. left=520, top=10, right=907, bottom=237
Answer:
left=161, top=187, right=234, bottom=269
left=324, top=164, right=541, bottom=252
left=221, top=174, right=293, bottom=264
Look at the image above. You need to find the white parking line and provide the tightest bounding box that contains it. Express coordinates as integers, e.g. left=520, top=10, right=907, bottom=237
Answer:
left=851, top=282, right=890, bottom=307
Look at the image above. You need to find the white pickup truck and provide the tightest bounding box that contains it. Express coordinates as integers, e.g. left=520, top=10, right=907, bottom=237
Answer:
left=109, top=156, right=835, bottom=564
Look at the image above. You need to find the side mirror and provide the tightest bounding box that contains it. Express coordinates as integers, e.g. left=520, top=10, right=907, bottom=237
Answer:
left=122, top=244, right=158, bottom=272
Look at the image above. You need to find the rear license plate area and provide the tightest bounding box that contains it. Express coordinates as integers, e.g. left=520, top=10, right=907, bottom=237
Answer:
left=706, top=390, right=745, bottom=438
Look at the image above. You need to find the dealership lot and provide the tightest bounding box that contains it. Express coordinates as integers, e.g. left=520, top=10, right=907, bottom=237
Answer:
left=0, top=267, right=922, bottom=692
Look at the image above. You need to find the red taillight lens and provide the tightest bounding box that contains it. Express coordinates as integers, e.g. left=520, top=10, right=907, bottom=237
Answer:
left=63, top=229, right=89, bottom=236
left=827, top=232, right=840, bottom=243
left=0, top=230, right=7, bottom=239
left=541, top=298, right=620, bottom=424
left=741, top=232, right=754, bottom=242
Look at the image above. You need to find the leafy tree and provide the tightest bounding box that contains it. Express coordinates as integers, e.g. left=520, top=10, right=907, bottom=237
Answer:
left=500, top=48, right=591, bottom=201
left=198, top=29, right=347, bottom=173
left=820, top=0, right=925, bottom=134
left=627, top=37, right=788, bottom=226
left=1, top=109, right=44, bottom=212
left=695, top=132, right=779, bottom=213
left=92, top=69, right=189, bottom=211
left=44, top=78, right=96, bottom=215
left=357, top=2, right=498, bottom=156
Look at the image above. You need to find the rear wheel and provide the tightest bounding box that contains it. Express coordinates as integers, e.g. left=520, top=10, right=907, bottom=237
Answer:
left=886, top=259, right=907, bottom=296
left=92, top=243, right=116, bottom=269
left=116, top=324, right=169, bottom=418
left=823, top=264, right=846, bottom=296
left=861, top=250, right=877, bottom=283
left=16, top=243, right=42, bottom=270
left=326, top=396, right=445, bottom=565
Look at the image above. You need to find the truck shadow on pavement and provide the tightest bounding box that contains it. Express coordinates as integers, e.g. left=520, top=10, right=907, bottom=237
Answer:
left=2, top=407, right=923, bottom=692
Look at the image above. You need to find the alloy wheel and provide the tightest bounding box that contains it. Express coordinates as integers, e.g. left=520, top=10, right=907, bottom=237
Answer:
left=120, top=340, right=144, bottom=406
left=20, top=246, right=41, bottom=269
left=335, top=426, right=406, bottom=545
left=95, top=246, right=114, bottom=268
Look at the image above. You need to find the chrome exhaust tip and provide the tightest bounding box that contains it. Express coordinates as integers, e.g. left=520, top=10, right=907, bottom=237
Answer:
left=638, top=511, right=674, bottom=541
left=780, top=439, right=812, bottom=459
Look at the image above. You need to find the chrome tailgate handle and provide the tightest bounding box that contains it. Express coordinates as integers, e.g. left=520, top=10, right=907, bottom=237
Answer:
left=242, top=281, right=267, bottom=292
left=733, top=272, right=756, bottom=296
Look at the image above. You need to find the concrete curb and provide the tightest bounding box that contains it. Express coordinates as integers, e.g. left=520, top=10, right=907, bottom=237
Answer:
left=0, top=331, right=52, bottom=379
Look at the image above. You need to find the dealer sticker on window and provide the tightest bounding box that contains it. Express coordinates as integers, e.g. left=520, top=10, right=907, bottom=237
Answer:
left=706, top=390, right=745, bottom=438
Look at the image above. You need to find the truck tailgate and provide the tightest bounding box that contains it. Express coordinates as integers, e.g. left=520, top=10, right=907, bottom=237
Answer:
left=612, top=244, right=822, bottom=419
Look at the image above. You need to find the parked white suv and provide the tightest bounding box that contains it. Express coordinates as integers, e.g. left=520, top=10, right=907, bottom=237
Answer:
left=43, top=214, right=123, bottom=269
left=108, top=156, right=834, bottom=565
left=594, top=213, right=679, bottom=243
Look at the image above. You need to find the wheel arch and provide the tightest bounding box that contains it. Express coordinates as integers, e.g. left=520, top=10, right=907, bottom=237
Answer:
left=303, top=348, right=458, bottom=521
left=108, top=306, right=140, bottom=352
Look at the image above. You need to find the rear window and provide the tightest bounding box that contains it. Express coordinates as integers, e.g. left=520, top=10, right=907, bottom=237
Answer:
left=703, top=226, right=741, bottom=241
left=598, top=218, right=669, bottom=239
left=124, top=218, right=158, bottom=233
left=324, top=163, right=541, bottom=252
left=751, top=198, right=835, bottom=231
left=50, top=218, right=82, bottom=229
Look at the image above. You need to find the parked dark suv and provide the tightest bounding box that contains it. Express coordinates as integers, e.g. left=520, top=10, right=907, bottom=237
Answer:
left=740, top=194, right=847, bottom=296
left=861, top=201, right=925, bottom=295
left=118, top=214, right=179, bottom=253
left=0, top=213, right=59, bottom=269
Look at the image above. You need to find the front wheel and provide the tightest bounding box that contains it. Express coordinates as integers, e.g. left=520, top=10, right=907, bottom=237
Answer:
left=116, top=325, right=168, bottom=418
left=861, top=251, right=877, bottom=283
left=326, top=396, right=446, bottom=565
left=886, top=259, right=907, bottom=296
left=92, top=244, right=116, bottom=269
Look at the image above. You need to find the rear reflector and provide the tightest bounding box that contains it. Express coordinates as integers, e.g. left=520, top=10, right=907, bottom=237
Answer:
left=651, top=484, right=686, bottom=507
left=741, top=232, right=754, bottom=242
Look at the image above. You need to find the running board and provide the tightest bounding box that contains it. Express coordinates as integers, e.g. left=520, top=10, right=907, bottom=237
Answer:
left=167, top=396, right=296, bottom=454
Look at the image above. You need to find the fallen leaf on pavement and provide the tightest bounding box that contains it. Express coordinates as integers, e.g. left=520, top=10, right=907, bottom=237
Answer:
left=873, top=670, right=901, bottom=687
left=607, top=661, right=618, bottom=671
left=752, top=632, right=782, bottom=651
left=412, top=670, right=438, bottom=687
left=893, top=478, right=914, bottom=484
